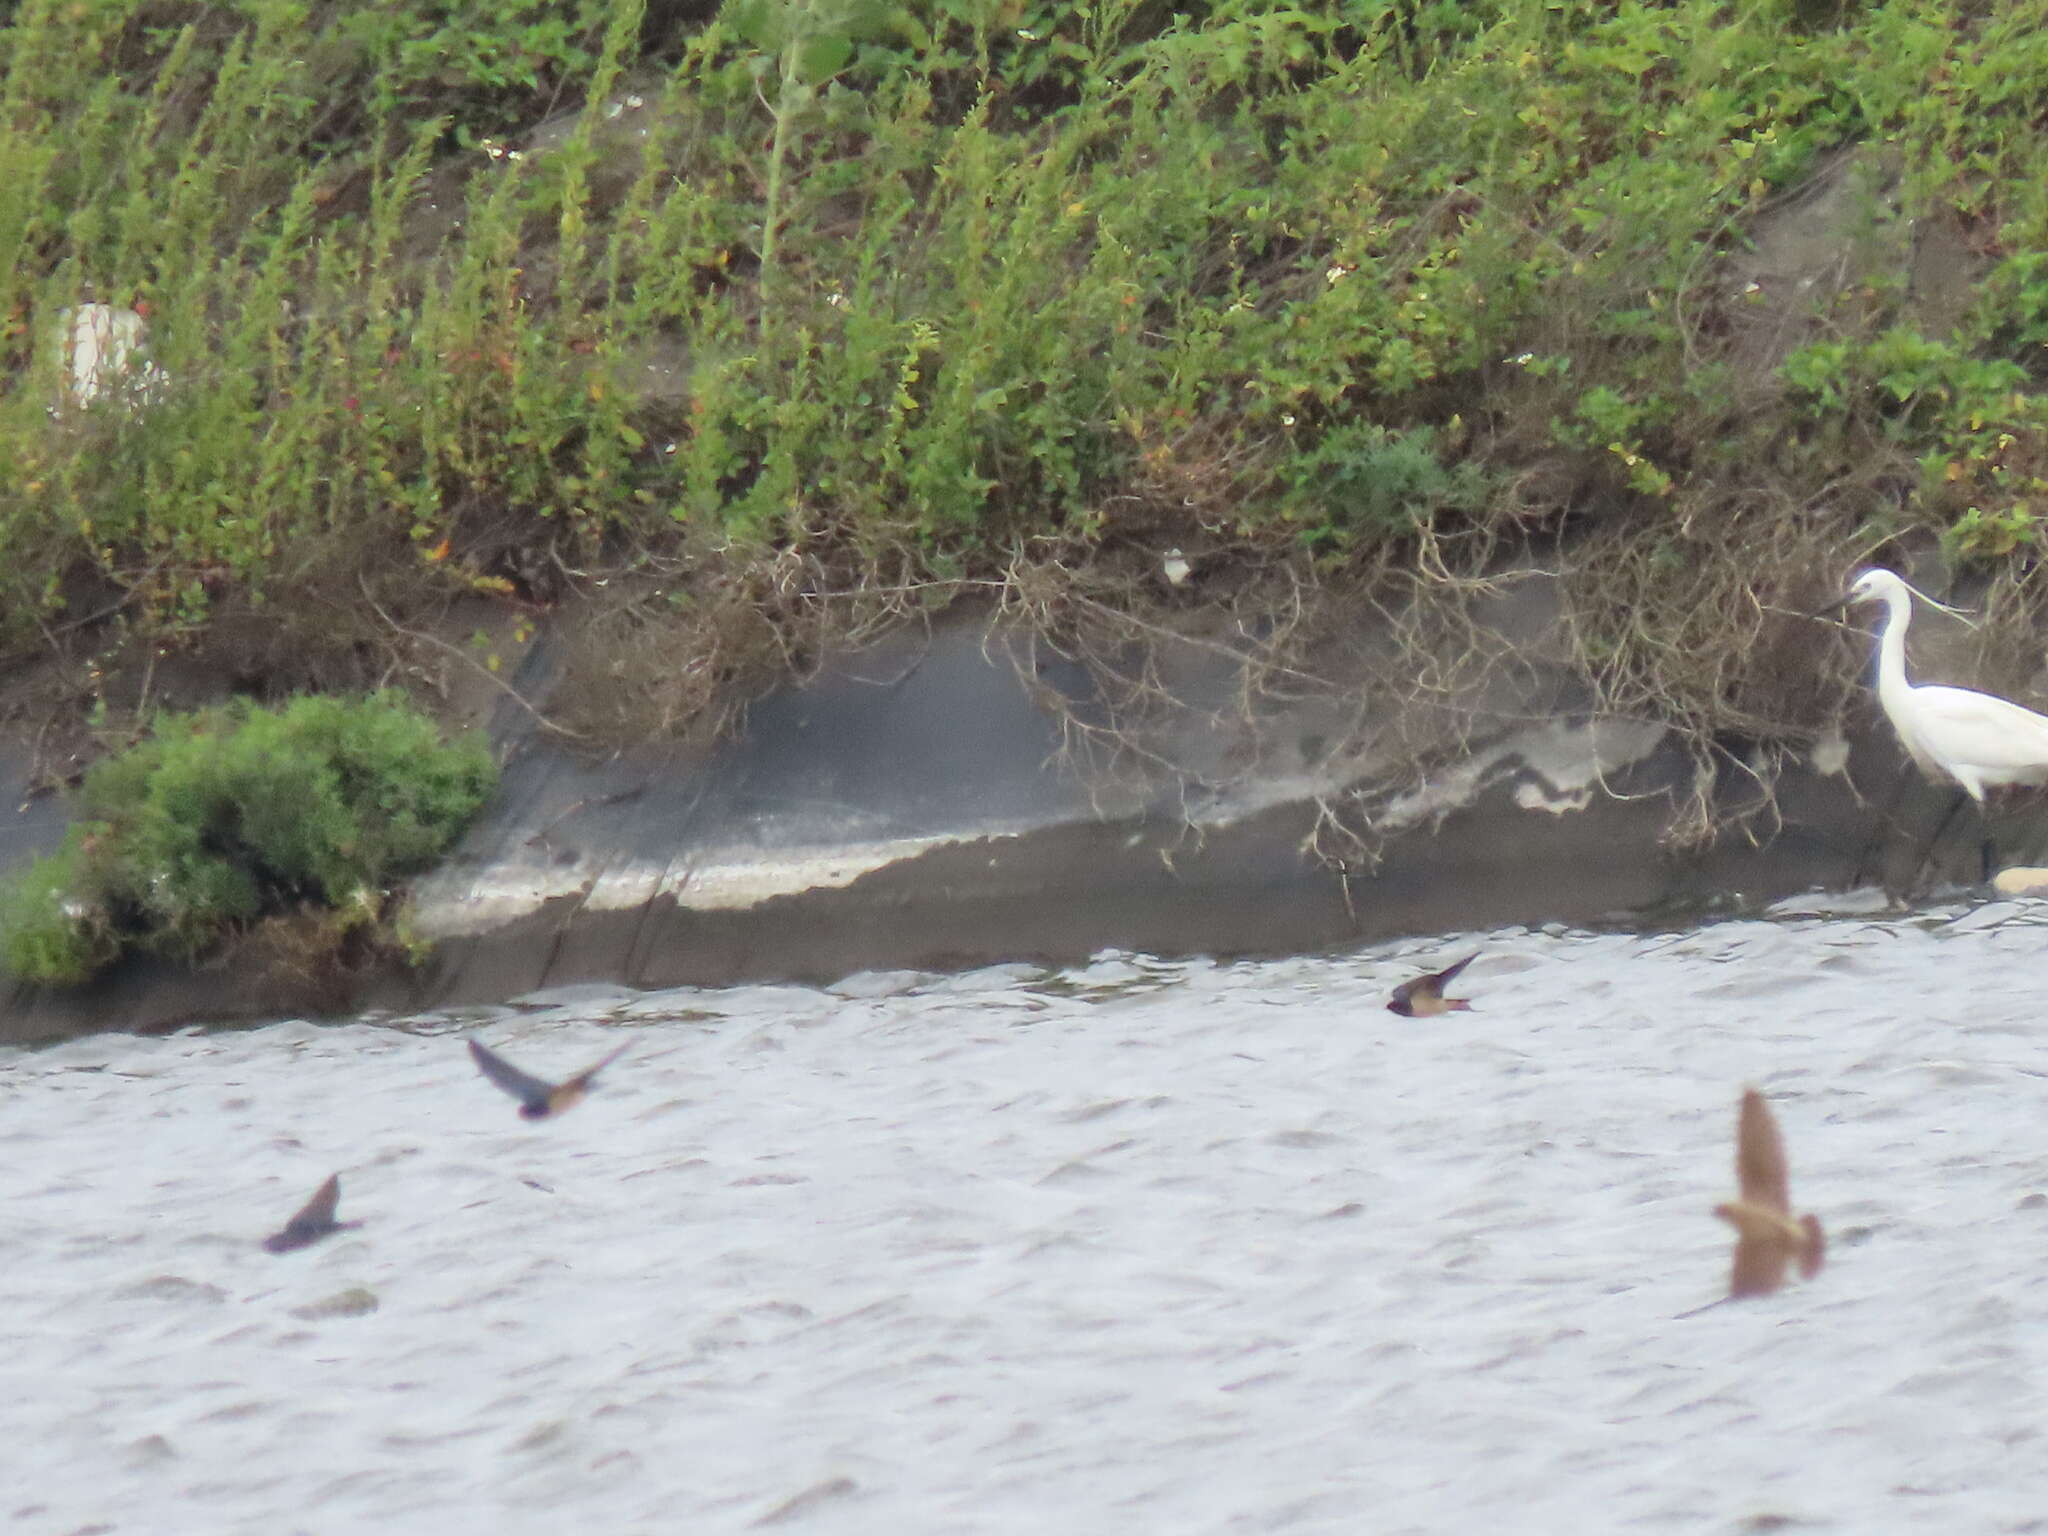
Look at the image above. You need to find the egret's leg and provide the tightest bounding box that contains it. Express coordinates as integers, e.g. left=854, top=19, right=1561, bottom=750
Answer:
left=1918, top=787, right=1972, bottom=891
left=1942, top=788, right=1996, bottom=885
left=1859, top=756, right=1922, bottom=891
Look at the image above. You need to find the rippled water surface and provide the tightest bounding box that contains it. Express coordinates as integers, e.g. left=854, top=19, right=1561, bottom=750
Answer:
left=8, top=898, right=2048, bottom=1534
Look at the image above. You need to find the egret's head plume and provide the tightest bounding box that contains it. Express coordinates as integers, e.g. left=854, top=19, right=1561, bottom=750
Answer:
left=1845, top=567, right=1977, bottom=628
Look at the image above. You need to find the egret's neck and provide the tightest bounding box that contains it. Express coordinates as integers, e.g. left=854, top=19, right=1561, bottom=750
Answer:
left=1874, top=586, right=1915, bottom=702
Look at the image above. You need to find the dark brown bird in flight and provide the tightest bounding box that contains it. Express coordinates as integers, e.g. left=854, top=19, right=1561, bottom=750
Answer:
left=1387, top=953, right=1477, bottom=1017
left=261, top=1173, right=359, bottom=1254
left=468, top=1037, right=630, bottom=1120
left=1714, top=1087, right=1825, bottom=1298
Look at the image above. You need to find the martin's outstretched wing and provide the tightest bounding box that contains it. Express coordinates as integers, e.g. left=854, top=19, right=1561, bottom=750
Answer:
left=1734, top=1088, right=1790, bottom=1215
left=559, top=1044, right=631, bottom=1094
left=468, top=1038, right=557, bottom=1109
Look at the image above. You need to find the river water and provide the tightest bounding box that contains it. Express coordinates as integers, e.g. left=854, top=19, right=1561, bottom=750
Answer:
left=5, top=897, right=2048, bottom=1534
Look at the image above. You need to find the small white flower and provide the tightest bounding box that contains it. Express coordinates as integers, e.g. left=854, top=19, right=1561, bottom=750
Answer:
left=1281, top=413, right=1296, bottom=427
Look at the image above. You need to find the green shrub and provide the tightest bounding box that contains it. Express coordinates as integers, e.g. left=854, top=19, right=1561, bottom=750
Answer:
left=1279, top=423, right=1495, bottom=550
left=0, top=836, right=115, bottom=986
left=0, top=693, right=496, bottom=985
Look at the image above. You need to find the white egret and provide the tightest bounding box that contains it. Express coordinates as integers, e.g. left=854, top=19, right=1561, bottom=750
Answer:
left=1844, top=566, right=2048, bottom=878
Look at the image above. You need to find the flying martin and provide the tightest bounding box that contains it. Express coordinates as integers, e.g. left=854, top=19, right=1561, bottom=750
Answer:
left=467, top=1037, right=630, bottom=1120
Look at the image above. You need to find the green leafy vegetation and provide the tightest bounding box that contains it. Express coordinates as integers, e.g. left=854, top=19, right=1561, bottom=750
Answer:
left=0, top=0, right=2046, bottom=820
left=0, top=694, right=495, bottom=985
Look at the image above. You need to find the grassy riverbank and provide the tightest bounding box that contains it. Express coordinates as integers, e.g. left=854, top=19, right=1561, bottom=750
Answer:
left=3, top=0, right=2045, bottom=792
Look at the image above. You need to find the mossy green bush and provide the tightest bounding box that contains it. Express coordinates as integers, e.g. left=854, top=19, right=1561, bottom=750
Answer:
left=0, top=693, right=495, bottom=985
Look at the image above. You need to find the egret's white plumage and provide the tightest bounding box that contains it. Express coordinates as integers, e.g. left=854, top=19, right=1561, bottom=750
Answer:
left=1846, top=567, right=2048, bottom=801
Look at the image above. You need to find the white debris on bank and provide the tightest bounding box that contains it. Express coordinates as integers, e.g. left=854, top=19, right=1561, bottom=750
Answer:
left=56, top=302, right=168, bottom=408
left=1378, top=716, right=1670, bottom=829
left=1809, top=733, right=1852, bottom=778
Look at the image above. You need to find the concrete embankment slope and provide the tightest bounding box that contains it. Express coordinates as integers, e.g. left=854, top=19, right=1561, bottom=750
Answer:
left=0, top=576, right=2008, bottom=1041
